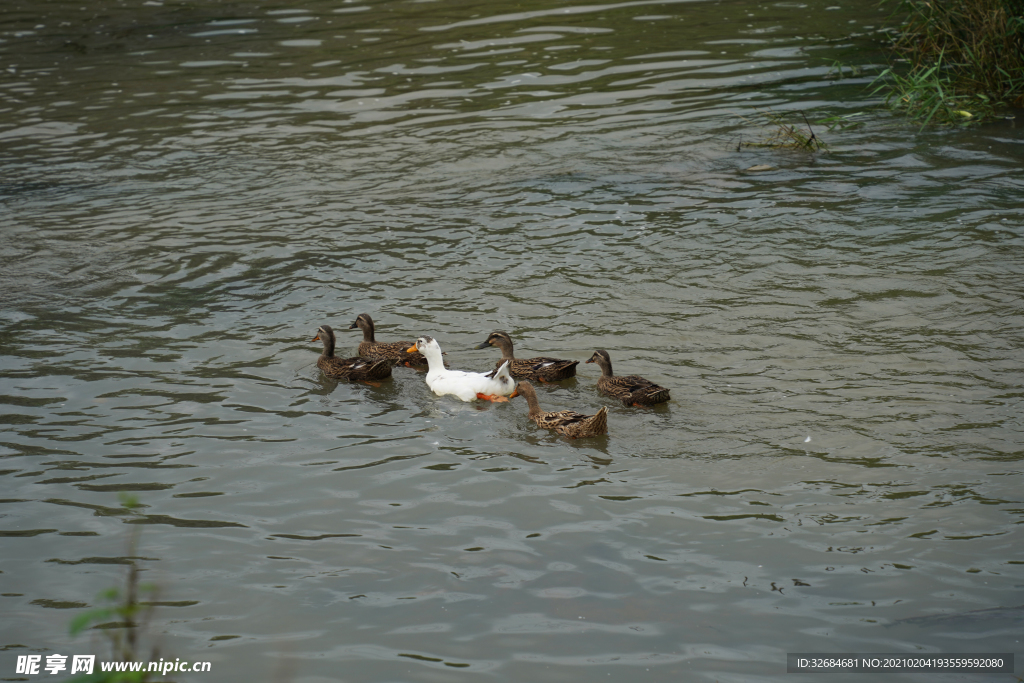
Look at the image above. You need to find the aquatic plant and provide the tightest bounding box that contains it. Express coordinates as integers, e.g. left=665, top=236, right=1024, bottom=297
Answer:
left=827, top=59, right=867, bottom=80
left=739, top=110, right=829, bottom=152
left=816, top=111, right=870, bottom=131
left=67, top=494, right=159, bottom=682
left=874, top=0, right=1024, bottom=124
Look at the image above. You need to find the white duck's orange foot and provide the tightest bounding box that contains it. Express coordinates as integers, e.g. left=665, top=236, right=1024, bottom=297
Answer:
left=476, top=393, right=509, bottom=402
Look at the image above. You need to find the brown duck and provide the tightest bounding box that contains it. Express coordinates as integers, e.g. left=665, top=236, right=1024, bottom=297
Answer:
left=313, top=324, right=393, bottom=382
left=510, top=381, right=608, bottom=438
left=475, top=331, right=578, bottom=381
left=348, top=313, right=427, bottom=366
left=586, top=350, right=670, bottom=407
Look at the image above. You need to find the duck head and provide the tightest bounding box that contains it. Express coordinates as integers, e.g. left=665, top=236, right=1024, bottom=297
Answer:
left=510, top=381, right=542, bottom=415
left=585, top=349, right=613, bottom=375
left=475, top=331, right=514, bottom=355
left=407, top=335, right=438, bottom=354
left=510, top=380, right=536, bottom=400
left=312, top=325, right=337, bottom=357
left=349, top=313, right=374, bottom=331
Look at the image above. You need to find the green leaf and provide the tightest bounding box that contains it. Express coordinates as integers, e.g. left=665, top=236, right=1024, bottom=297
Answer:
left=69, top=608, right=113, bottom=635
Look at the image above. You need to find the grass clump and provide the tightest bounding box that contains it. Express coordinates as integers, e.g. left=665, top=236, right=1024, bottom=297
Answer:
left=875, top=0, right=1024, bottom=124
left=739, top=110, right=829, bottom=152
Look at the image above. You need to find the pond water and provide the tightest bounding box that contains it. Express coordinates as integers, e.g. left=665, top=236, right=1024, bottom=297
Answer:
left=2, top=0, right=1022, bottom=681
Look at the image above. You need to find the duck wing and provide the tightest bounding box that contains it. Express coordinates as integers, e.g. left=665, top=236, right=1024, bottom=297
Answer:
left=598, top=374, right=669, bottom=405
left=503, top=356, right=579, bottom=381
left=319, top=356, right=394, bottom=381
left=600, top=374, right=653, bottom=394
left=425, top=365, right=507, bottom=401
left=360, top=340, right=428, bottom=366
left=614, top=375, right=670, bottom=406
left=534, top=409, right=589, bottom=429
left=534, top=407, right=608, bottom=437
left=621, top=384, right=670, bottom=406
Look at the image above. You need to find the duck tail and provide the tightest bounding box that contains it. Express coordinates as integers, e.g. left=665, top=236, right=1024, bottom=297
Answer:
left=587, top=406, right=608, bottom=434
left=496, top=360, right=516, bottom=393
left=557, top=360, right=580, bottom=377
left=647, top=386, right=671, bottom=404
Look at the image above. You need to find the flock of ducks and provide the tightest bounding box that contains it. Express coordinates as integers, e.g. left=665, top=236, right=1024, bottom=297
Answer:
left=311, top=314, right=671, bottom=439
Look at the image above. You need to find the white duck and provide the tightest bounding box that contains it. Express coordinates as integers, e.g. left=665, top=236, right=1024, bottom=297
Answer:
left=407, top=336, right=515, bottom=402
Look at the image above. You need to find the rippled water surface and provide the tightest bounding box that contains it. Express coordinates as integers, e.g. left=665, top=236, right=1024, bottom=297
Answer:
left=2, top=0, right=1023, bottom=680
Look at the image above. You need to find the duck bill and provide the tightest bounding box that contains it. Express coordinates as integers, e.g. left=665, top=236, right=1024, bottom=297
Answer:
left=311, top=334, right=321, bottom=342
left=406, top=345, right=418, bottom=353
left=509, top=388, right=520, bottom=398
left=348, top=322, right=359, bottom=329
left=584, top=358, right=595, bottom=363
left=474, top=341, right=491, bottom=349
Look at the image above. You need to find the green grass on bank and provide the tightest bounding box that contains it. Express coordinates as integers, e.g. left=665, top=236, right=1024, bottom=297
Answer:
left=874, top=0, right=1024, bottom=125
